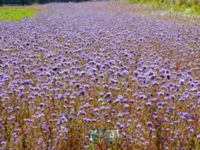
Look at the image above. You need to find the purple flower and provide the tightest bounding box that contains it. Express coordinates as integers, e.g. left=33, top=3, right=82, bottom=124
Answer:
left=146, top=121, right=153, bottom=127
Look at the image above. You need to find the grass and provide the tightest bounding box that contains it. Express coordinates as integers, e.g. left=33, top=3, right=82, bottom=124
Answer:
left=0, top=7, right=38, bottom=21
left=128, top=0, right=200, bottom=15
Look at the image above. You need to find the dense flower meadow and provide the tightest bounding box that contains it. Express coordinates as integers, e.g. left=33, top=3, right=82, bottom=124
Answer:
left=0, top=2, right=200, bottom=149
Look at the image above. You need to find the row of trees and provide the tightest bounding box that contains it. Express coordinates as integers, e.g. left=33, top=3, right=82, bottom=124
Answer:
left=1, top=0, right=199, bottom=6
left=0, top=0, right=87, bottom=6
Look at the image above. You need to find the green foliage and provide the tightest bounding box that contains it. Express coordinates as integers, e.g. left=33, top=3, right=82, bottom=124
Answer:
left=0, top=0, right=3, bottom=6
left=1, top=0, right=88, bottom=5
left=0, top=7, right=37, bottom=21
left=128, top=0, right=200, bottom=15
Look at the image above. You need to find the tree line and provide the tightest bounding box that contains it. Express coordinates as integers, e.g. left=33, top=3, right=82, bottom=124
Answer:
left=0, top=0, right=88, bottom=6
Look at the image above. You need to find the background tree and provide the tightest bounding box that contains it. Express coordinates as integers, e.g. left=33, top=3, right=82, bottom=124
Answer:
left=0, top=0, right=3, bottom=6
left=21, top=0, right=25, bottom=6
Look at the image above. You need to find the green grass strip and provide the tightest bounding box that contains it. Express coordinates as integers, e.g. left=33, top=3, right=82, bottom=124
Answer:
left=0, top=7, right=38, bottom=21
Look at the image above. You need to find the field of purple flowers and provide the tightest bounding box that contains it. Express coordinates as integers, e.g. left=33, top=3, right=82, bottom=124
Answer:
left=0, top=1, right=200, bottom=149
